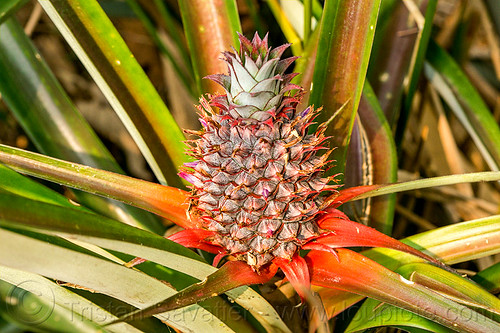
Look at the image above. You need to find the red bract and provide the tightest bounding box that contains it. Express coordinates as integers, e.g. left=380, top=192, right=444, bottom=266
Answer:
left=168, top=184, right=441, bottom=287
left=113, top=184, right=445, bottom=325
left=110, top=34, right=445, bottom=325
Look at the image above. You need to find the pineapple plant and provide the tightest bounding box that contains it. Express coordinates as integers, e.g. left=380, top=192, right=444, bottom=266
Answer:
left=180, top=33, right=335, bottom=269
left=1, top=1, right=500, bottom=332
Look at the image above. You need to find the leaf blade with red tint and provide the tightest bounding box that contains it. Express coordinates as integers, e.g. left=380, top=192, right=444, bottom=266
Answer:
left=317, top=214, right=500, bottom=320
left=179, top=0, right=241, bottom=95
left=168, top=229, right=223, bottom=254
left=0, top=144, right=197, bottom=228
left=315, top=215, right=442, bottom=266
left=307, top=249, right=500, bottom=332
left=275, top=255, right=311, bottom=301
left=309, top=0, right=382, bottom=180
left=275, top=255, right=330, bottom=332
left=109, top=260, right=278, bottom=325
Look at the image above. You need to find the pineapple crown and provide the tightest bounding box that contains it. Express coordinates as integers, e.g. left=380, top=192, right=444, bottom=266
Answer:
left=206, top=33, right=300, bottom=121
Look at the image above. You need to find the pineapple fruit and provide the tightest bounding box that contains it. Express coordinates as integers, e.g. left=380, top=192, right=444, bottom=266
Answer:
left=180, top=33, right=336, bottom=269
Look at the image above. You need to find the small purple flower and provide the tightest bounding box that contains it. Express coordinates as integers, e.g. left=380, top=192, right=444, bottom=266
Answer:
left=184, top=161, right=199, bottom=169
left=178, top=172, right=198, bottom=186
left=300, top=107, right=311, bottom=117
left=199, top=118, right=208, bottom=128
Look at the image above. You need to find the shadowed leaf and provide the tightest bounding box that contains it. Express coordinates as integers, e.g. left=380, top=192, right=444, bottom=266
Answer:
left=0, top=18, right=162, bottom=233
left=473, top=262, right=500, bottom=293
left=426, top=40, right=500, bottom=170
left=38, top=0, right=188, bottom=186
left=0, top=0, right=28, bottom=23
left=344, top=82, right=397, bottom=234
left=0, top=191, right=289, bottom=332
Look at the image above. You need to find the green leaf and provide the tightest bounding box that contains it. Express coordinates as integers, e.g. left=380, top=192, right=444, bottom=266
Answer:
left=398, top=263, right=500, bottom=319
left=0, top=228, right=232, bottom=332
left=266, top=0, right=302, bottom=55
left=303, top=0, right=312, bottom=43
left=404, top=1, right=437, bottom=105
left=124, top=0, right=195, bottom=96
left=0, top=192, right=290, bottom=333
left=473, top=262, right=500, bottom=293
left=351, top=171, right=500, bottom=201
left=0, top=0, right=28, bottom=23
left=0, top=267, right=144, bottom=333
left=3, top=141, right=499, bottom=251
left=109, top=260, right=278, bottom=327
left=309, top=0, right=381, bottom=180
left=179, top=0, right=241, bottom=95
left=371, top=214, right=500, bottom=267
left=307, top=0, right=338, bottom=108
left=38, top=0, right=189, bottom=186
left=2, top=209, right=251, bottom=332
left=426, top=40, right=500, bottom=171
left=0, top=163, right=76, bottom=208
left=345, top=299, right=453, bottom=333
left=0, top=143, right=192, bottom=228
left=308, top=249, right=500, bottom=332
left=152, top=0, right=192, bottom=69
left=0, top=228, right=242, bottom=332
left=0, top=18, right=162, bottom=233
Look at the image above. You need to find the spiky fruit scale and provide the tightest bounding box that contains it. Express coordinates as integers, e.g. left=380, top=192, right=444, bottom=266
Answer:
left=181, top=33, right=336, bottom=269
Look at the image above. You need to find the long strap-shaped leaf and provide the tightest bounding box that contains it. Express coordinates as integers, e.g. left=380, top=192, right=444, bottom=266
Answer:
left=0, top=228, right=232, bottom=332
left=345, top=83, right=398, bottom=234
left=38, top=0, right=189, bottom=186
left=426, top=40, right=500, bottom=171
left=108, top=247, right=500, bottom=332
left=309, top=0, right=381, bottom=179
left=396, top=0, right=438, bottom=144
left=178, top=0, right=241, bottom=95
left=0, top=267, right=148, bottom=333
left=2, top=143, right=500, bottom=227
left=319, top=214, right=500, bottom=319
left=308, top=249, right=500, bottom=333
left=0, top=192, right=290, bottom=333
left=0, top=144, right=192, bottom=228
left=345, top=261, right=500, bottom=332
left=342, top=172, right=500, bottom=201
left=398, top=263, right=500, bottom=316
left=0, top=18, right=162, bottom=233
left=106, top=260, right=279, bottom=325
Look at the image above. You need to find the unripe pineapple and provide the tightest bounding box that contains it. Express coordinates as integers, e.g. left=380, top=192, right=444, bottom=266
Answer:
left=180, top=33, right=336, bottom=269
